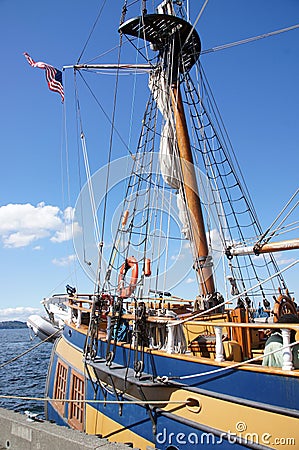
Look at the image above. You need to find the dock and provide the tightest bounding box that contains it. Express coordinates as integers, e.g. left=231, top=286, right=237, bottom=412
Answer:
left=0, top=407, right=131, bottom=450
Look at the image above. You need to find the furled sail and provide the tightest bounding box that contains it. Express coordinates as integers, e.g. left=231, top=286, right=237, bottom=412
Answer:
left=149, top=68, right=191, bottom=240
left=149, top=69, right=180, bottom=189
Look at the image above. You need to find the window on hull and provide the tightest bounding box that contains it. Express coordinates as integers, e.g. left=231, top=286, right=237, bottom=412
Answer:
left=53, top=360, right=68, bottom=416
left=68, top=370, right=85, bottom=431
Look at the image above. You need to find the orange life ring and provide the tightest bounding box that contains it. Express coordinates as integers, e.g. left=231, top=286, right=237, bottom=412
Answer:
left=273, top=288, right=297, bottom=322
left=118, top=256, right=139, bottom=298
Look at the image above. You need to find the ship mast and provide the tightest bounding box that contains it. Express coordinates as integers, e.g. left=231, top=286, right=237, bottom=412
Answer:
left=170, top=83, right=215, bottom=296
left=120, top=10, right=216, bottom=297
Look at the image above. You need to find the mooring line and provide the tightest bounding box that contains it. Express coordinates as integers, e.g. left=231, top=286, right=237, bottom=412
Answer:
left=0, top=394, right=188, bottom=405
left=0, top=329, right=60, bottom=369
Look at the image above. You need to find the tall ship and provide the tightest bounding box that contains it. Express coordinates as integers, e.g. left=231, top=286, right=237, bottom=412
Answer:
left=32, top=1, right=299, bottom=448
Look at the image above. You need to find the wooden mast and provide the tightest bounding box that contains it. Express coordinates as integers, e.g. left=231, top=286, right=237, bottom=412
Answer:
left=170, top=83, right=215, bottom=296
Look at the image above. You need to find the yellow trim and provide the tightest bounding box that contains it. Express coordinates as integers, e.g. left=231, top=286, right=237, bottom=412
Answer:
left=55, top=336, right=87, bottom=375
left=162, top=390, right=299, bottom=449
left=85, top=404, right=155, bottom=449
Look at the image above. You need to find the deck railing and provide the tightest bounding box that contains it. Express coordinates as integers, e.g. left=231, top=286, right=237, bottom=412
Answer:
left=167, top=319, right=299, bottom=370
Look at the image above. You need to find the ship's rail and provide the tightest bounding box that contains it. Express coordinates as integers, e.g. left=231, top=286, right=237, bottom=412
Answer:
left=171, top=319, right=299, bottom=370
left=65, top=295, right=94, bottom=328
left=64, top=295, right=299, bottom=370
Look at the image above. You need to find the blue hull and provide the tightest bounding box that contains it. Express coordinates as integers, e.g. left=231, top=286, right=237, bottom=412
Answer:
left=45, top=324, right=299, bottom=449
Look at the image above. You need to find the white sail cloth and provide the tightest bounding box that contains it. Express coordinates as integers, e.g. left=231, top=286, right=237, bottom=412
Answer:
left=156, top=0, right=175, bottom=15
left=149, top=69, right=191, bottom=239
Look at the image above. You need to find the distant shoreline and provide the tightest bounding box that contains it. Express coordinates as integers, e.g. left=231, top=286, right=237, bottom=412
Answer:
left=0, top=321, right=27, bottom=329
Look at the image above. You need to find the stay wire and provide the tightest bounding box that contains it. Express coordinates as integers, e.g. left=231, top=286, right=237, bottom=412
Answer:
left=60, top=79, right=79, bottom=286
left=201, top=24, right=299, bottom=55
left=76, top=71, right=133, bottom=156
left=74, top=72, right=94, bottom=272
left=256, top=188, right=299, bottom=246
left=77, top=0, right=108, bottom=64
left=98, top=17, right=127, bottom=290
left=181, top=0, right=209, bottom=52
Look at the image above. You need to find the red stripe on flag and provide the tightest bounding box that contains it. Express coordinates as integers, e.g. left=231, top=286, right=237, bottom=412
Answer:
left=24, top=52, right=64, bottom=102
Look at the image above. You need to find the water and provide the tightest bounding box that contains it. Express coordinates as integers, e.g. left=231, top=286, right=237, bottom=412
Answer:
left=0, top=328, right=52, bottom=417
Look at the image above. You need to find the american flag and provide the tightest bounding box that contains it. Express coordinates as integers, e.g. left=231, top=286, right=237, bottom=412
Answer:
left=24, top=52, right=64, bottom=102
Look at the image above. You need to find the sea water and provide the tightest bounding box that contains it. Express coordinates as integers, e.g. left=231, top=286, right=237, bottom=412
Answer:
left=0, top=328, right=52, bottom=417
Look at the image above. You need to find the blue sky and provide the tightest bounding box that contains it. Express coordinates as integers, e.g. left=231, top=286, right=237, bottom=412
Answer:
left=0, top=0, right=298, bottom=321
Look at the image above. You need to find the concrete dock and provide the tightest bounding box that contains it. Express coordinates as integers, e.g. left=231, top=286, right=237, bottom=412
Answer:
left=0, top=407, right=131, bottom=450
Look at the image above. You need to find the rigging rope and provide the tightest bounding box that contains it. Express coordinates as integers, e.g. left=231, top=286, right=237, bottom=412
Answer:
left=266, top=221, right=299, bottom=240
left=77, top=0, right=108, bottom=64
left=98, top=22, right=131, bottom=291
left=201, top=24, right=299, bottom=55
left=183, top=71, right=270, bottom=301
left=80, top=132, right=101, bottom=247
left=74, top=73, right=93, bottom=272
left=60, top=87, right=79, bottom=286
left=1, top=332, right=298, bottom=404
left=181, top=0, right=209, bottom=53
left=159, top=339, right=299, bottom=382
left=0, top=394, right=188, bottom=405
left=76, top=71, right=133, bottom=156
left=74, top=74, right=101, bottom=275
left=184, top=62, right=290, bottom=299
left=256, top=188, right=299, bottom=246
left=0, top=329, right=61, bottom=369
left=167, top=258, right=299, bottom=327
left=69, top=3, right=298, bottom=304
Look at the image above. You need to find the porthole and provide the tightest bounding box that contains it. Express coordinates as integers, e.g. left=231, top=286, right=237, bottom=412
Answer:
left=186, top=397, right=201, bottom=413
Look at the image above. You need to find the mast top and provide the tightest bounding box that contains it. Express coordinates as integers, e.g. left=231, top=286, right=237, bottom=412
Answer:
left=119, top=14, right=201, bottom=74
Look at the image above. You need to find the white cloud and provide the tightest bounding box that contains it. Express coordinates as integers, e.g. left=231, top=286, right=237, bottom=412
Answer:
left=252, top=251, right=296, bottom=266
left=186, top=277, right=195, bottom=284
left=63, top=206, right=75, bottom=222
left=0, top=203, right=81, bottom=248
left=209, top=228, right=224, bottom=253
left=52, top=254, right=77, bottom=267
left=51, top=222, right=81, bottom=243
left=2, top=231, right=49, bottom=248
left=0, top=306, right=42, bottom=322
left=277, top=257, right=297, bottom=265
left=171, top=253, right=185, bottom=261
